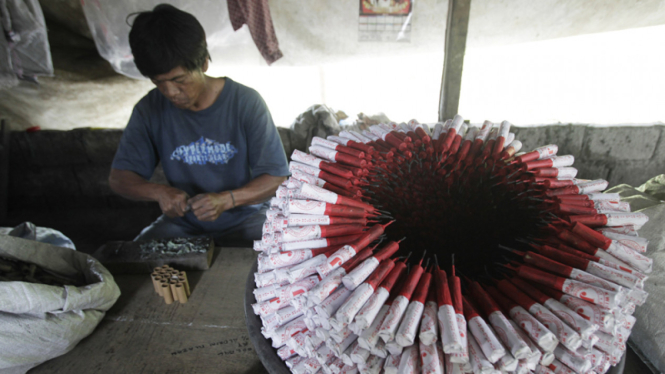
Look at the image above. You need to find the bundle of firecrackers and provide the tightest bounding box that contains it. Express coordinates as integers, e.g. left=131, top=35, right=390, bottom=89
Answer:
left=151, top=265, right=191, bottom=304
left=0, top=257, right=83, bottom=286
left=250, top=115, right=651, bottom=374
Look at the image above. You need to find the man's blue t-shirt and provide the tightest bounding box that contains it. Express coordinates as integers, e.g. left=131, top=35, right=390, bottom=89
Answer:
left=112, top=77, right=289, bottom=235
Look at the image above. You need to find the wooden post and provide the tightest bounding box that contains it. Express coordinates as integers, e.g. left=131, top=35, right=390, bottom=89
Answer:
left=439, top=0, right=472, bottom=122
left=0, top=120, right=8, bottom=223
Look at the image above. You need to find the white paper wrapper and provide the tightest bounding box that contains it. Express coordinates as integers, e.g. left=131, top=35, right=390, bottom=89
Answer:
left=542, top=298, right=599, bottom=340
left=307, top=267, right=347, bottom=305
left=271, top=316, right=308, bottom=348
left=276, top=305, right=304, bottom=326
left=397, top=344, right=420, bottom=374
left=358, top=304, right=390, bottom=350
left=259, top=249, right=314, bottom=271
left=449, top=314, right=469, bottom=363
left=496, top=347, right=518, bottom=372
left=335, top=283, right=375, bottom=324
left=327, top=332, right=358, bottom=357
left=291, top=169, right=326, bottom=188
left=444, top=354, right=465, bottom=374
left=288, top=330, right=315, bottom=357
left=508, top=320, right=542, bottom=370
left=437, top=304, right=463, bottom=354
left=554, top=345, right=592, bottom=373
left=378, top=295, right=410, bottom=343
left=317, top=245, right=358, bottom=278
left=292, top=356, right=321, bottom=374
left=604, top=212, right=649, bottom=228
left=362, top=354, right=384, bottom=374
left=286, top=254, right=327, bottom=284
left=586, top=260, right=642, bottom=289
left=395, top=300, right=424, bottom=347
left=420, top=338, right=444, bottom=374
left=528, top=303, right=581, bottom=351
left=307, top=333, right=325, bottom=355
left=370, top=338, right=387, bottom=358
left=383, top=353, right=401, bottom=374
left=605, top=240, right=652, bottom=273
left=509, top=306, right=559, bottom=352
left=535, top=364, right=556, bottom=374
left=276, top=345, right=296, bottom=360
left=342, top=257, right=380, bottom=291
left=467, top=333, right=495, bottom=374
left=488, top=310, right=531, bottom=360
left=316, top=286, right=353, bottom=319
left=576, top=179, right=608, bottom=194
left=557, top=294, right=615, bottom=332
left=467, top=315, right=506, bottom=364
left=350, top=343, right=370, bottom=365
left=324, top=357, right=345, bottom=374
left=354, top=287, right=390, bottom=331
left=560, top=277, right=623, bottom=309
left=419, top=300, right=439, bottom=346
left=330, top=326, right=355, bottom=344
left=534, top=144, right=558, bottom=159
left=281, top=225, right=323, bottom=242
left=385, top=339, right=404, bottom=356
left=549, top=155, right=574, bottom=168
left=341, top=341, right=357, bottom=366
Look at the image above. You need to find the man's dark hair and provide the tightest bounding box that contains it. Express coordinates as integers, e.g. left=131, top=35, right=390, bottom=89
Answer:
left=128, top=4, right=209, bottom=78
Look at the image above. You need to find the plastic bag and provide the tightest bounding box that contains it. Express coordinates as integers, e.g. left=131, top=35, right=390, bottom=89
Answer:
left=0, top=234, right=121, bottom=374
left=80, top=0, right=254, bottom=79
left=0, top=222, right=75, bottom=250
left=607, top=175, right=665, bottom=373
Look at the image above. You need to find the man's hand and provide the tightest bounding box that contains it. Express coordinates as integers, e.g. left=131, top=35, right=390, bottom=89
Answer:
left=188, top=192, right=234, bottom=222
left=157, top=186, right=190, bottom=218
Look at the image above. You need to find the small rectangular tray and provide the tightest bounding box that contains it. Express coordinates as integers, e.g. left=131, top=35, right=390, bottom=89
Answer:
left=92, top=237, right=215, bottom=274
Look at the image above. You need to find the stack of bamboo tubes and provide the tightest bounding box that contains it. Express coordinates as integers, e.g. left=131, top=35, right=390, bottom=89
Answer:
left=151, top=265, right=191, bottom=304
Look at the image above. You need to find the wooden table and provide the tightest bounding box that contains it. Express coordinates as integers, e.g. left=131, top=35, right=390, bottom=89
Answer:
left=30, top=248, right=268, bottom=374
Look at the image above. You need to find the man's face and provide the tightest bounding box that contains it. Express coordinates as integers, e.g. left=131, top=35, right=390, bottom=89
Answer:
left=150, top=66, right=206, bottom=110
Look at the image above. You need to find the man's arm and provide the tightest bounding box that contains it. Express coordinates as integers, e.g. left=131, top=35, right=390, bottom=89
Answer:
left=188, top=173, right=286, bottom=222
left=109, top=168, right=190, bottom=217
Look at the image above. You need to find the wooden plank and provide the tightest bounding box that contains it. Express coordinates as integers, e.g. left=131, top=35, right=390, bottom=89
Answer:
left=0, top=119, right=8, bottom=223
left=30, top=248, right=268, bottom=374
left=439, top=0, right=472, bottom=121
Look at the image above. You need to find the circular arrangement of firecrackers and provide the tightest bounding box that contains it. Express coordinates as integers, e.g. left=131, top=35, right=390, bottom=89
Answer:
left=251, top=115, right=652, bottom=374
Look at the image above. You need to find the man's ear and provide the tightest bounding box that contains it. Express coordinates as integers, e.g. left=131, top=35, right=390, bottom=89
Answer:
left=201, top=58, right=209, bottom=73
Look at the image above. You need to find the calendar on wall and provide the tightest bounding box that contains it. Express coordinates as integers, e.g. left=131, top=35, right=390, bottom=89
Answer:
left=358, top=0, right=413, bottom=42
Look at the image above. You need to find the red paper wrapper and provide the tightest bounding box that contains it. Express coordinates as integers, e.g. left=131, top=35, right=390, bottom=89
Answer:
left=557, top=230, right=598, bottom=256
left=365, top=259, right=396, bottom=289
left=411, top=271, right=432, bottom=304
left=524, top=251, right=574, bottom=278
left=496, top=279, right=538, bottom=311
left=461, top=296, right=481, bottom=320
left=469, top=282, right=501, bottom=316
left=399, top=264, right=424, bottom=300
left=379, top=261, right=407, bottom=293
left=319, top=224, right=366, bottom=238
left=373, top=240, right=400, bottom=261
left=509, top=277, right=551, bottom=305
left=485, top=286, right=520, bottom=314
left=568, top=214, right=608, bottom=227
left=435, top=269, right=453, bottom=308
left=449, top=270, right=463, bottom=315
left=572, top=222, right=612, bottom=250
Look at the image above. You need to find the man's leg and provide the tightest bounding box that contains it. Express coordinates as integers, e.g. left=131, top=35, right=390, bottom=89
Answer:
left=135, top=215, right=203, bottom=241
left=213, top=204, right=268, bottom=247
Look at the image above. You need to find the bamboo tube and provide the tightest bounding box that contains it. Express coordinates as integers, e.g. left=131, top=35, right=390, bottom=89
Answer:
left=161, top=283, right=174, bottom=304
left=151, top=274, right=162, bottom=295
left=169, top=280, right=179, bottom=302
left=179, top=272, right=191, bottom=296
left=175, top=283, right=188, bottom=304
